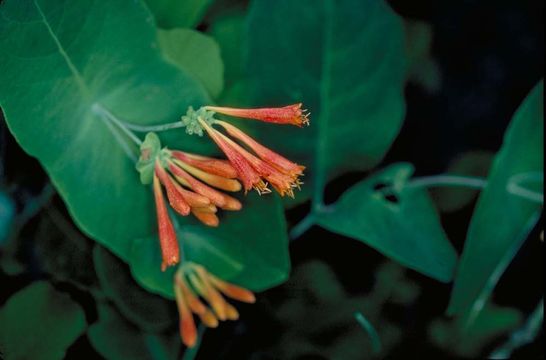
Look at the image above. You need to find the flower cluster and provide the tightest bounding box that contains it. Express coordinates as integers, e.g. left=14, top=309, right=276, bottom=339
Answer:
left=185, top=104, right=307, bottom=197
left=174, top=263, right=255, bottom=347
left=136, top=104, right=309, bottom=348
left=137, top=104, right=309, bottom=271
left=136, top=133, right=243, bottom=270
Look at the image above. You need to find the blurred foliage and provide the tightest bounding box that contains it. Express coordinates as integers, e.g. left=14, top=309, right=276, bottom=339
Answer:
left=93, top=244, right=176, bottom=332
left=431, top=150, right=494, bottom=212
left=429, top=303, right=522, bottom=357
left=0, top=281, right=86, bottom=360
left=88, top=302, right=181, bottom=360
left=265, top=260, right=418, bottom=360
left=404, top=19, right=442, bottom=93
left=0, top=191, right=14, bottom=244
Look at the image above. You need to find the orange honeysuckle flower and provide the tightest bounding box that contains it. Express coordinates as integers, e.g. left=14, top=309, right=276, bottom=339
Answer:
left=174, top=263, right=256, bottom=348
left=204, top=103, right=310, bottom=127
left=215, top=120, right=305, bottom=182
left=171, top=151, right=238, bottom=179
left=198, top=118, right=304, bottom=197
left=167, top=160, right=242, bottom=211
left=153, top=173, right=180, bottom=271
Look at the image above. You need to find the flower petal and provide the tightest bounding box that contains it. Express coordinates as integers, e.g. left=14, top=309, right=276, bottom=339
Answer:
left=153, top=174, right=180, bottom=271
left=168, top=161, right=240, bottom=210
left=173, top=158, right=242, bottom=192
left=174, top=279, right=197, bottom=348
left=205, top=103, right=310, bottom=127
left=198, top=118, right=267, bottom=193
left=215, top=120, right=305, bottom=178
left=155, top=162, right=190, bottom=216
left=207, top=274, right=256, bottom=304
left=172, top=151, right=238, bottom=178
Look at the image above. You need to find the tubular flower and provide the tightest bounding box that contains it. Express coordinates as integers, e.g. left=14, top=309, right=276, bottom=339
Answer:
left=197, top=117, right=305, bottom=197
left=153, top=173, right=180, bottom=271
left=174, top=263, right=256, bottom=348
left=136, top=133, right=244, bottom=271
left=204, top=103, right=310, bottom=127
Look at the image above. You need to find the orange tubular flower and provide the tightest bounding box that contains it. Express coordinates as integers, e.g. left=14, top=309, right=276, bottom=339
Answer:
left=153, top=173, right=180, bottom=271
left=198, top=118, right=305, bottom=197
left=174, top=263, right=256, bottom=348
left=204, top=103, right=310, bottom=127
left=137, top=132, right=246, bottom=271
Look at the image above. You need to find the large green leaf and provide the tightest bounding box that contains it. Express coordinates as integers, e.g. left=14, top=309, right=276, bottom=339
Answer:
left=130, top=192, right=290, bottom=299
left=244, top=0, right=406, bottom=207
left=88, top=302, right=181, bottom=360
left=317, top=163, right=458, bottom=282
left=448, top=81, right=544, bottom=324
left=0, top=281, right=86, bottom=360
left=0, top=0, right=209, bottom=260
left=208, top=9, right=246, bottom=88
left=158, top=28, right=224, bottom=99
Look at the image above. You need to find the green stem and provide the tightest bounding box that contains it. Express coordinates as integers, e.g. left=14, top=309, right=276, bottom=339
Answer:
left=489, top=298, right=543, bottom=359
left=289, top=213, right=316, bottom=240
left=121, top=121, right=186, bottom=132
left=402, top=175, right=488, bottom=191
left=312, top=0, right=334, bottom=211
left=507, top=172, right=544, bottom=204
left=92, top=103, right=143, bottom=146
left=354, top=312, right=382, bottom=356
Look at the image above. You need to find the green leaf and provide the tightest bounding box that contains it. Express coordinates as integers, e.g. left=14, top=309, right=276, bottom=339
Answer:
left=130, top=192, right=290, bottom=299
left=208, top=10, right=246, bottom=88
left=88, top=302, right=181, bottom=360
left=429, top=303, right=522, bottom=357
left=244, top=0, right=406, bottom=207
left=0, top=281, right=86, bottom=360
left=144, top=0, right=215, bottom=29
left=34, top=208, right=98, bottom=290
left=158, top=28, right=224, bottom=99
left=432, top=151, right=494, bottom=212
left=448, top=81, right=544, bottom=324
left=317, top=163, right=458, bottom=282
left=0, top=0, right=209, bottom=260
left=93, top=244, right=176, bottom=332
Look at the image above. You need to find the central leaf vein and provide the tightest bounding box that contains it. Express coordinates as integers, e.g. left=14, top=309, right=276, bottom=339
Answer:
left=312, top=0, right=334, bottom=210
left=33, top=0, right=91, bottom=99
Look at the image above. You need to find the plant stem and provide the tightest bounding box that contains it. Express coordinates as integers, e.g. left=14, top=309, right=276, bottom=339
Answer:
left=354, top=312, right=382, bottom=356
left=507, top=172, right=544, bottom=204
left=402, top=175, right=488, bottom=191
left=92, top=103, right=143, bottom=146
left=489, top=298, right=544, bottom=359
left=121, top=121, right=186, bottom=132
left=289, top=213, right=316, bottom=240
